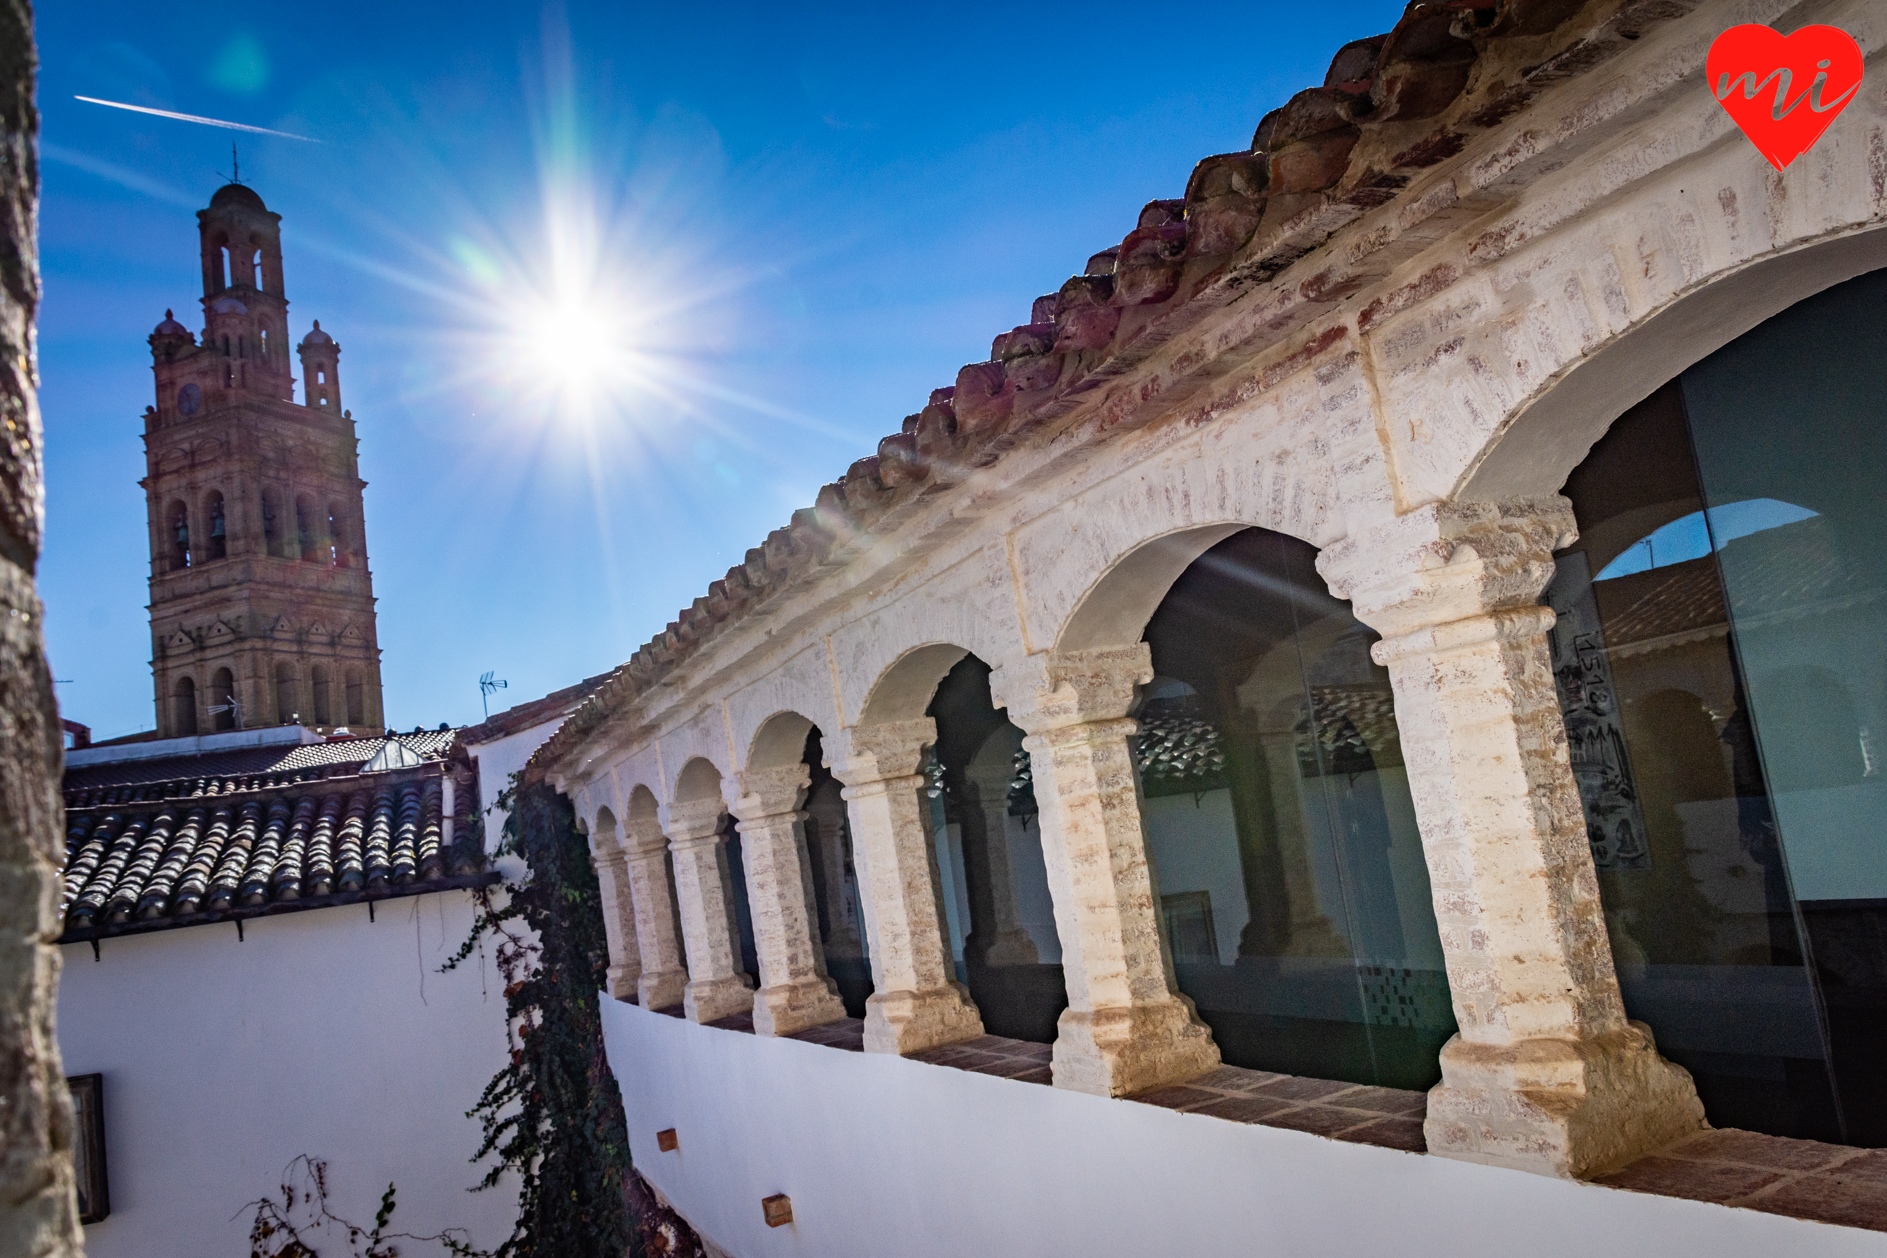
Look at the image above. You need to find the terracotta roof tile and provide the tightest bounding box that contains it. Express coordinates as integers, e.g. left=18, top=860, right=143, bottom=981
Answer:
left=61, top=728, right=461, bottom=805
left=59, top=731, right=482, bottom=941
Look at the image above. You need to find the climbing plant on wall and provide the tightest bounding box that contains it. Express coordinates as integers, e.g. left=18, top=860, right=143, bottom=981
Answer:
left=445, top=776, right=634, bottom=1258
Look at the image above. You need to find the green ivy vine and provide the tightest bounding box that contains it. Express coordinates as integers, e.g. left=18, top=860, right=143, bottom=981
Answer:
left=444, top=776, right=635, bottom=1258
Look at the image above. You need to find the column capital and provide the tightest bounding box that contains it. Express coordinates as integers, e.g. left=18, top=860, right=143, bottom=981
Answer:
left=665, top=798, right=727, bottom=847
left=990, top=645, right=1152, bottom=736
left=825, top=718, right=935, bottom=787
left=734, top=762, right=810, bottom=822
left=1315, top=498, right=1576, bottom=641
left=622, top=813, right=668, bottom=858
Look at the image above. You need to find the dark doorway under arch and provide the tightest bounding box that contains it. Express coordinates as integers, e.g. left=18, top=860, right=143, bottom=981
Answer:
left=797, top=726, right=874, bottom=1019
left=927, top=656, right=1066, bottom=1044
left=1138, top=528, right=1453, bottom=1090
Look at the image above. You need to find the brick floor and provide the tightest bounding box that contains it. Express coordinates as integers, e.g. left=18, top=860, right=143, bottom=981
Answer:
left=665, top=1008, right=1887, bottom=1234
left=1118, top=1060, right=1430, bottom=1153
left=1599, top=1129, right=1887, bottom=1232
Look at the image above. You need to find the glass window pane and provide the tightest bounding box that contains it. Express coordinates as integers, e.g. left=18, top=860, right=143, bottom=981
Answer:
left=1681, top=268, right=1887, bottom=1145
left=1141, top=529, right=1453, bottom=1088
left=1553, top=381, right=1841, bottom=1142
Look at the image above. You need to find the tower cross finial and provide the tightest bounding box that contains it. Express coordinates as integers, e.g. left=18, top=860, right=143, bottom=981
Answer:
left=232, top=141, right=240, bottom=184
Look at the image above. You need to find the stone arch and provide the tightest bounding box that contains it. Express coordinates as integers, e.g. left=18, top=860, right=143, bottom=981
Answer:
left=1459, top=227, right=1887, bottom=504
left=172, top=674, right=198, bottom=737
left=671, top=756, right=725, bottom=807
left=294, top=493, right=319, bottom=562
left=1013, top=425, right=1341, bottom=658
left=857, top=642, right=971, bottom=726
left=1055, top=523, right=1248, bottom=654
left=747, top=710, right=818, bottom=772
left=202, top=488, right=227, bottom=561
left=274, top=660, right=297, bottom=724
left=627, top=782, right=661, bottom=826
left=164, top=499, right=191, bottom=570
left=592, top=804, right=621, bottom=856
left=209, top=666, right=237, bottom=731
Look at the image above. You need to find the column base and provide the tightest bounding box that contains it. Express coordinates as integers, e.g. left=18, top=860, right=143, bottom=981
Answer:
left=638, top=967, right=688, bottom=1012
left=1424, top=1021, right=1706, bottom=1179
left=863, top=983, right=985, bottom=1055
left=752, top=977, right=849, bottom=1037
left=683, top=973, right=756, bottom=1024
left=1052, top=997, right=1221, bottom=1097
left=983, top=930, right=1041, bottom=967
left=606, top=964, right=642, bottom=1002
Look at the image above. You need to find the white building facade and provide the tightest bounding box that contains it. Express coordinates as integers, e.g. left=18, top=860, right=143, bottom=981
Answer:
left=54, top=727, right=518, bottom=1256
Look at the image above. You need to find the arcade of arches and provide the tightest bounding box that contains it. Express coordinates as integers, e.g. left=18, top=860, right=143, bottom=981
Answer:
left=560, top=267, right=1887, bottom=1185
left=542, top=12, right=1887, bottom=1187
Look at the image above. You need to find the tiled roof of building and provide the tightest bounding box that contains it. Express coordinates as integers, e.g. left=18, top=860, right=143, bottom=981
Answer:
left=1600, top=558, right=1726, bottom=651
left=531, top=0, right=1702, bottom=779
left=59, top=729, right=484, bottom=943
left=62, top=728, right=461, bottom=806
left=1602, top=520, right=1883, bottom=652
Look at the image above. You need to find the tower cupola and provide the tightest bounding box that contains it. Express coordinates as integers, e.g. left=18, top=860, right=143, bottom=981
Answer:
left=298, top=320, right=342, bottom=412
left=196, top=182, right=292, bottom=401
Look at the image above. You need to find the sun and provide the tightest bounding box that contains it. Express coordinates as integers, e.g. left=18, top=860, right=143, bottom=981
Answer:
left=517, top=287, right=632, bottom=406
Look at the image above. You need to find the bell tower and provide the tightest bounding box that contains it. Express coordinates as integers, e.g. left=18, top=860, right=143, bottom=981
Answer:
left=143, top=181, right=387, bottom=738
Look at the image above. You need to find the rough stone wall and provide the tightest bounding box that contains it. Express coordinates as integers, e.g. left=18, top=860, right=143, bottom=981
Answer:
left=0, top=2, right=84, bottom=1253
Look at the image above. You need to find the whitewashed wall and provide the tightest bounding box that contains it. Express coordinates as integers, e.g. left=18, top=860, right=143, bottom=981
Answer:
left=469, top=716, right=572, bottom=859
left=57, top=892, right=517, bottom=1257
left=603, top=999, right=1886, bottom=1258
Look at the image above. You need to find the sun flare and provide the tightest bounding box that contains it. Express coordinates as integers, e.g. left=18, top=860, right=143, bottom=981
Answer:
left=516, top=288, right=636, bottom=405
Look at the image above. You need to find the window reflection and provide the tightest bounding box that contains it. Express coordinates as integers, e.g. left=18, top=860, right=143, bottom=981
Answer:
left=1553, top=268, right=1887, bottom=1144
left=1139, top=529, right=1452, bottom=1089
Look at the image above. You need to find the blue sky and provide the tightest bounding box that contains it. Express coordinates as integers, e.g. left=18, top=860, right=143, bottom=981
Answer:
left=37, top=2, right=1408, bottom=739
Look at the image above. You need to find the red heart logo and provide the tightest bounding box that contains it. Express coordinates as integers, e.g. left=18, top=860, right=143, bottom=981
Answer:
left=1708, top=24, right=1864, bottom=171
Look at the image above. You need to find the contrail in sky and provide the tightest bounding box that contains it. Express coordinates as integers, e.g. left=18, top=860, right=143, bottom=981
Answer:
left=75, top=96, right=319, bottom=142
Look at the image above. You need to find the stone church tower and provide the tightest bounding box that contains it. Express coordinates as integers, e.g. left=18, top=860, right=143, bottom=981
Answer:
left=144, top=182, right=385, bottom=737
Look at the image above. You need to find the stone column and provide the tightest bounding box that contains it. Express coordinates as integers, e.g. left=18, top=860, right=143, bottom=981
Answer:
left=804, top=783, right=863, bottom=956
left=992, top=647, right=1220, bottom=1097
left=1318, top=500, right=1704, bottom=1179
left=826, top=720, right=984, bottom=1054
left=665, top=799, right=756, bottom=1024
left=591, top=842, right=643, bottom=1001
left=730, top=765, right=848, bottom=1035
left=622, top=812, right=688, bottom=1011
left=962, top=753, right=1040, bottom=966
left=0, top=6, right=84, bottom=1245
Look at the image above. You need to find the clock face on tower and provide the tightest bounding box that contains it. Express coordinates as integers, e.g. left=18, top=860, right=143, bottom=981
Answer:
left=176, top=383, right=202, bottom=416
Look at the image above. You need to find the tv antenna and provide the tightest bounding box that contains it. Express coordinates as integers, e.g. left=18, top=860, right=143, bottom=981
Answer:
left=478, top=671, right=508, bottom=719
left=208, top=690, right=243, bottom=729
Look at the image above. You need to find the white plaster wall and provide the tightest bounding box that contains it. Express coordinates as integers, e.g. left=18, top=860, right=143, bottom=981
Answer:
left=603, top=999, right=1887, bottom=1258
left=58, top=893, right=517, bottom=1258
left=1142, top=789, right=1246, bottom=965
left=1005, top=814, right=1061, bottom=964
left=469, top=715, right=569, bottom=854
